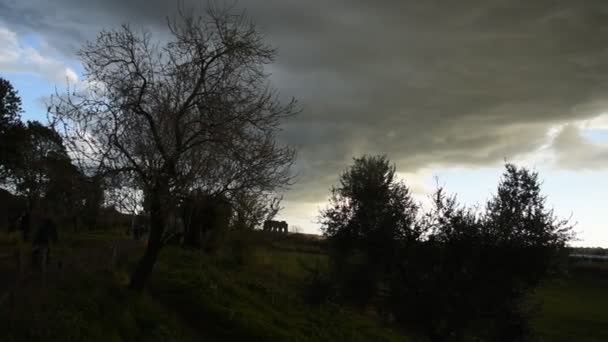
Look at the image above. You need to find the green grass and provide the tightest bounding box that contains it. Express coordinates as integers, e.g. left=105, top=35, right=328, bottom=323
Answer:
left=534, top=264, right=608, bottom=342
left=0, top=231, right=189, bottom=342
left=0, top=269, right=193, bottom=341
left=147, top=232, right=406, bottom=342
left=2, top=230, right=608, bottom=341
left=0, top=231, right=406, bottom=341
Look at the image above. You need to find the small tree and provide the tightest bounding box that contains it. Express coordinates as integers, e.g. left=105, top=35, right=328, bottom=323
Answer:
left=480, top=164, right=573, bottom=340
left=231, top=190, right=281, bottom=231
left=485, top=164, right=573, bottom=264
left=391, top=187, right=490, bottom=340
left=51, top=5, right=297, bottom=291
left=320, top=155, right=419, bottom=305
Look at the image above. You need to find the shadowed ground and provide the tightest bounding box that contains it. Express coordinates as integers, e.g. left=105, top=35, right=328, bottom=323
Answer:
left=0, top=231, right=607, bottom=341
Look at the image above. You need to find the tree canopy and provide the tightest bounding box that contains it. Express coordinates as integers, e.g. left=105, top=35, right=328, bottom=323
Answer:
left=320, top=156, right=573, bottom=340
left=0, top=77, right=22, bottom=132
left=320, top=155, right=419, bottom=305
left=51, top=5, right=298, bottom=290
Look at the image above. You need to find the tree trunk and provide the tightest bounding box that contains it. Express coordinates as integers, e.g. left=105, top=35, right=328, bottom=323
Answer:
left=128, top=235, right=161, bottom=291
left=21, top=201, right=34, bottom=242
left=128, top=185, right=166, bottom=292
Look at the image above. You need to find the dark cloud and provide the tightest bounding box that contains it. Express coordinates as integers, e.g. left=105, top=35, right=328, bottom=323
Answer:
left=552, top=125, right=608, bottom=170
left=2, top=0, right=608, bottom=202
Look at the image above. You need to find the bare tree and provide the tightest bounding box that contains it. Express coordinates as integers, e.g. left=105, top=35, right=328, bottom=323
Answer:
left=231, top=189, right=282, bottom=230
left=51, top=5, right=297, bottom=291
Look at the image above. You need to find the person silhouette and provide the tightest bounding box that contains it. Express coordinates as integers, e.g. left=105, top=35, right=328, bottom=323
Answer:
left=19, top=210, right=30, bottom=241
left=32, top=217, right=58, bottom=267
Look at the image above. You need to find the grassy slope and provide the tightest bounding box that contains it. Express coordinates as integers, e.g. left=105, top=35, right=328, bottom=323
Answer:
left=2, top=230, right=608, bottom=341
left=148, top=232, right=407, bottom=342
left=0, top=232, right=195, bottom=342
left=0, top=231, right=407, bottom=341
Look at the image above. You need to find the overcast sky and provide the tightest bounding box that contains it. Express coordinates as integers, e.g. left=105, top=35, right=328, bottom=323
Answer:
left=1, top=0, right=607, bottom=246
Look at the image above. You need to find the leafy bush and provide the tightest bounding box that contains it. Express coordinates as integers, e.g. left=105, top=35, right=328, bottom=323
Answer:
left=390, top=165, right=573, bottom=341
left=302, top=260, right=336, bottom=306
left=320, top=157, right=573, bottom=341
left=320, top=155, right=420, bottom=307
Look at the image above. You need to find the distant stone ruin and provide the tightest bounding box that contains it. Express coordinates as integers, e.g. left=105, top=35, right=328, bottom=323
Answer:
left=263, top=220, right=288, bottom=234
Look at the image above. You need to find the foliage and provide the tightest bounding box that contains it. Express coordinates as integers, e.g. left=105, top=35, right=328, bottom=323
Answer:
left=50, top=5, right=297, bottom=290
left=230, top=190, right=282, bottom=231
left=0, top=120, right=92, bottom=237
left=179, top=192, right=232, bottom=252
left=0, top=77, right=23, bottom=182
left=0, top=78, right=103, bottom=238
left=389, top=164, right=573, bottom=341
left=320, top=155, right=419, bottom=306
left=301, top=259, right=336, bottom=306
left=0, top=227, right=603, bottom=341
left=320, top=156, right=573, bottom=340
left=484, top=164, right=573, bottom=280
left=1, top=121, right=68, bottom=201
left=0, top=77, right=22, bottom=133
left=148, top=236, right=407, bottom=342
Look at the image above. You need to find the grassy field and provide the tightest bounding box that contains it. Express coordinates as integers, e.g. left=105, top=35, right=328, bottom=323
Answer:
left=534, top=263, right=608, bottom=342
left=1, top=230, right=607, bottom=341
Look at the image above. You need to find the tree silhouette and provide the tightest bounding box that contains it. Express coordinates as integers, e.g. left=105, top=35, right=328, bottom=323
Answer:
left=390, top=164, right=573, bottom=341
left=320, top=157, right=573, bottom=340
left=5, top=122, right=67, bottom=209
left=0, top=77, right=24, bottom=182
left=12, top=121, right=69, bottom=205
left=51, top=5, right=297, bottom=291
left=231, top=190, right=282, bottom=231
left=320, top=155, right=419, bottom=306
left=0, top=77, right=22, bottom=133
left=485, top=164, right=573, bottom=252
